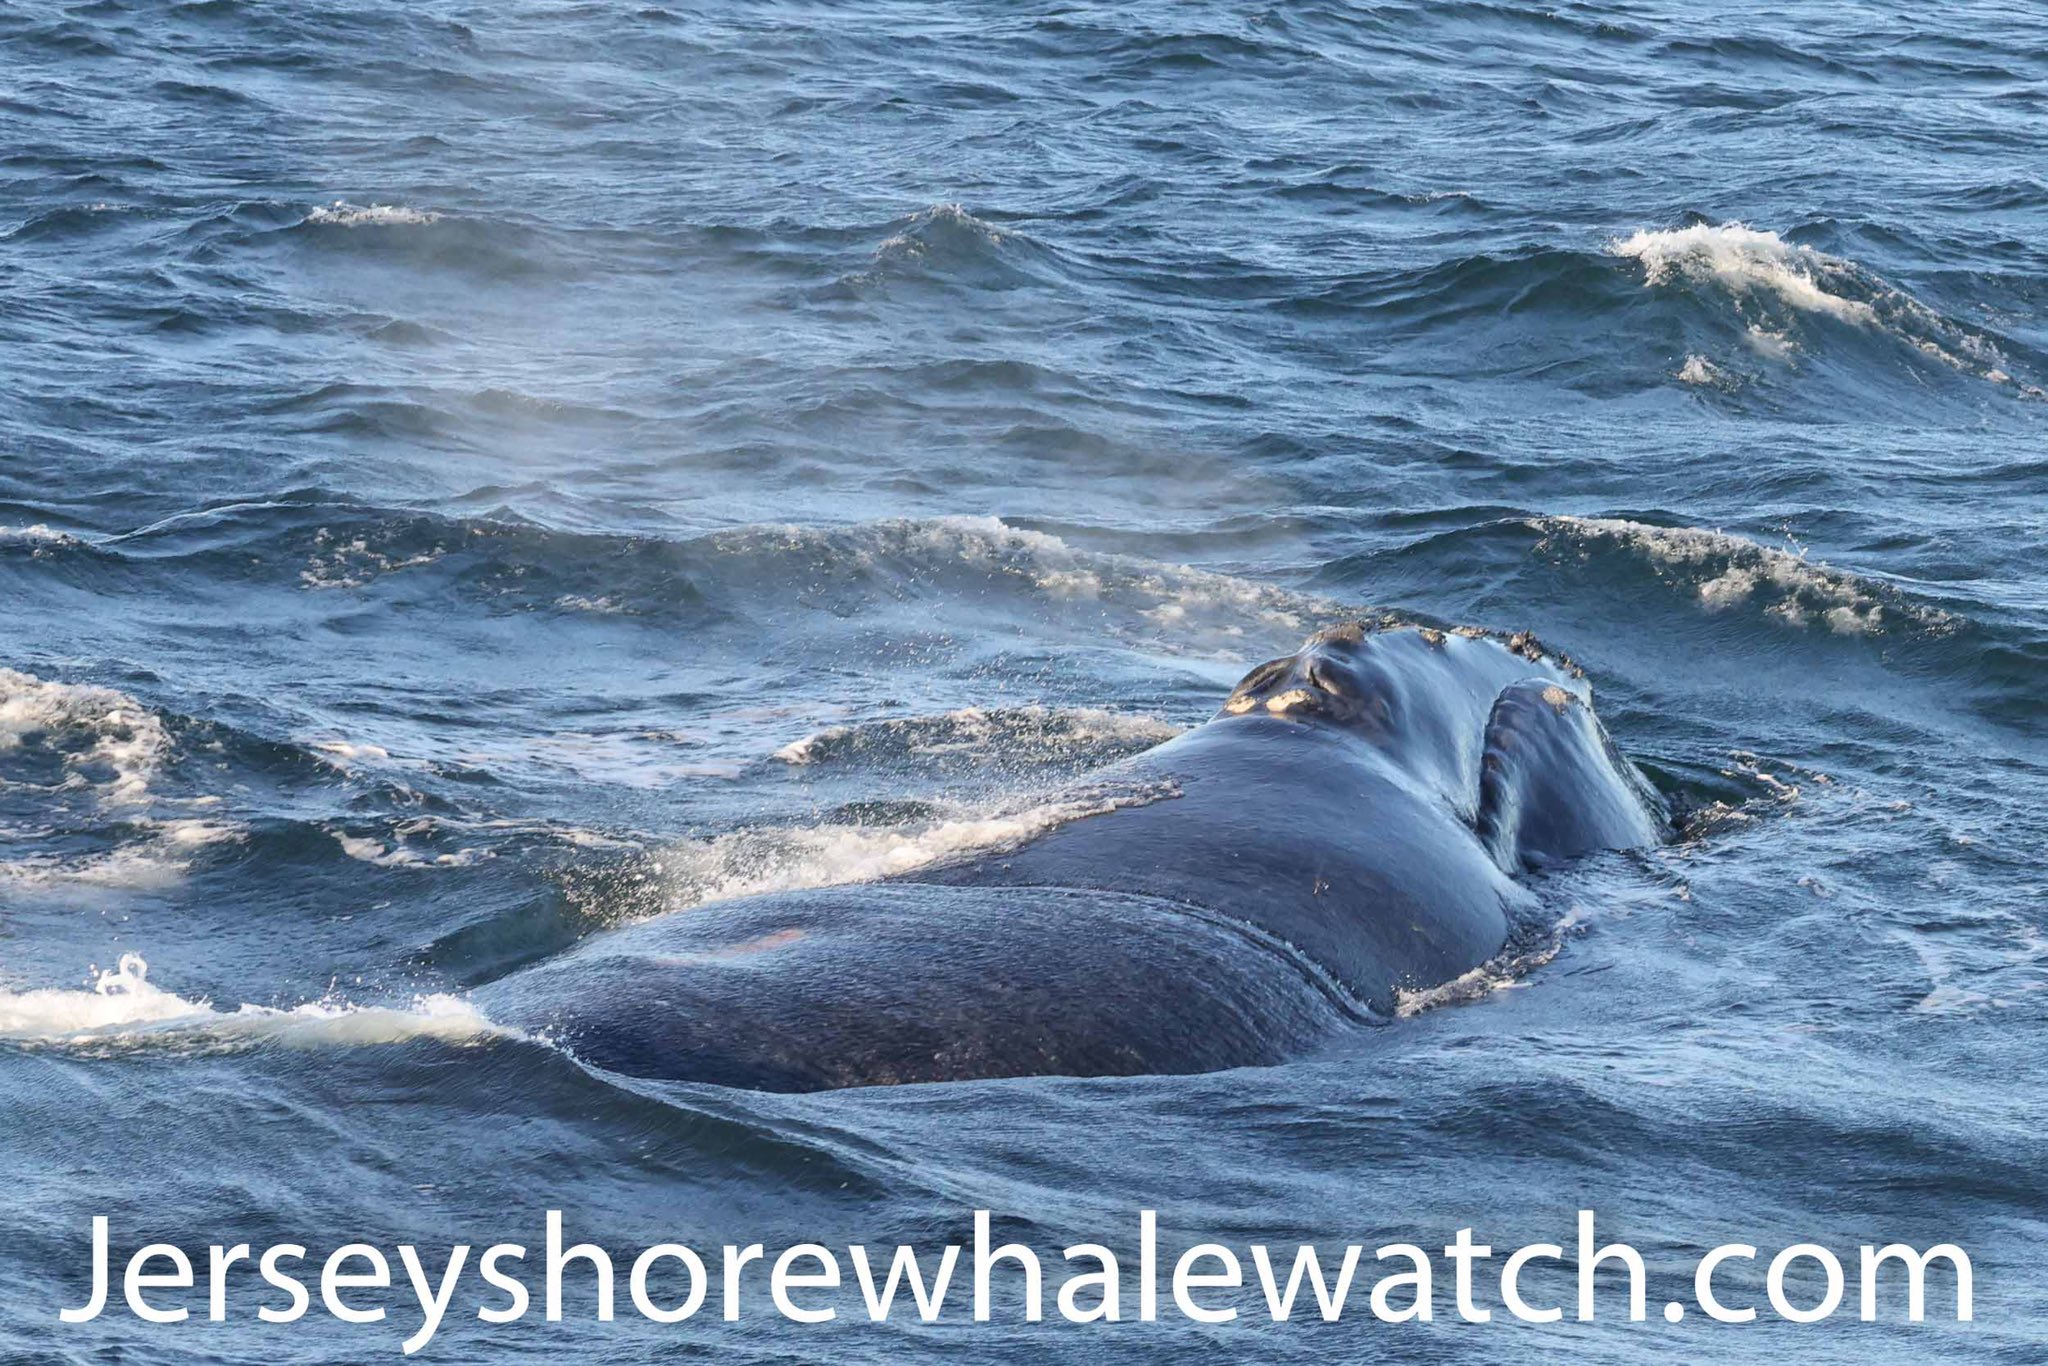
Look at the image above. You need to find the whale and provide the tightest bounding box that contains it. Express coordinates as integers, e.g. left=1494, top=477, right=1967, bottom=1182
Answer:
left=478, top=623, right=1668, bottom=1091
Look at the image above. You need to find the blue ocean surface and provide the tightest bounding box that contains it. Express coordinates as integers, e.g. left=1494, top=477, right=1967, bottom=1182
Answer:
left=2, top=0, right=2045, bottom=1360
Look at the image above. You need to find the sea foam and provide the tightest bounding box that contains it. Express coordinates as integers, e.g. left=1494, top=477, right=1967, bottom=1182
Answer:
left=1611, top=223, right=1879, bottom=326
left=306, top=201, right=441, bottom=227
left=0, top=668, right=169, bottom=805
left=1611, top=222, right=2031, bottom=391
left=0, top=954, right=505, bottom=1050
left=1533, top=516, right=1952, bottom=635
left=734, top=514, right=1328, bottom=648
left=0, top=670, right=247, bottom=887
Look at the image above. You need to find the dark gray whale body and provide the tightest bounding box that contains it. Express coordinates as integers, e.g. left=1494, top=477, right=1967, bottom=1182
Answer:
left=480, top=624, right=1666, bottom=1091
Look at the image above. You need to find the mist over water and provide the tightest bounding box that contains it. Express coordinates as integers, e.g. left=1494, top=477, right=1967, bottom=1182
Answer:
left=3, top=1, right=2045, bottom=1360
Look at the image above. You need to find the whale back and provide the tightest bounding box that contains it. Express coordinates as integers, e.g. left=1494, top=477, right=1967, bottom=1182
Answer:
left=479, top=883, right=1360, bottom=1089
left=915, top=624, right=1656, bottom=1013
left=478, top=620, right=1668, bottom=1088
left=914, top=714, right=1529, bottom=1014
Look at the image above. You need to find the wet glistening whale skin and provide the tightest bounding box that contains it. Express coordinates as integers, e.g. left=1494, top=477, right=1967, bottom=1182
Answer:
left=479, top=623, right=1668, bottom=1090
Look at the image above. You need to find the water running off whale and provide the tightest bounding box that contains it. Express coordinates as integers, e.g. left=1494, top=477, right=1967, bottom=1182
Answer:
left=479, top=623, right=1668, bottom=1091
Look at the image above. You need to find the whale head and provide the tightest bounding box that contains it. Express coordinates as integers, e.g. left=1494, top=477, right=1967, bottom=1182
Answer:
left=1216, top=620, right=1571, bottom=746
left=1218, top=621, right=1407, bottom=735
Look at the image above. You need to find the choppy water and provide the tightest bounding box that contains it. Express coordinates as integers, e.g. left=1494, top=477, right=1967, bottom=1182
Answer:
left=3, top=1, right=2046, bottom=1360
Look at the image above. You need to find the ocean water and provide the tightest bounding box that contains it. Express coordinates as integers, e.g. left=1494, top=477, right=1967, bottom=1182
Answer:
left=3, top=0, right=2046, bottom=1360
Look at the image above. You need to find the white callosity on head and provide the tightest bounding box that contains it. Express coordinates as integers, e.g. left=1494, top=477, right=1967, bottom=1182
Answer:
left=1263, top=688, right=1316, bottom=715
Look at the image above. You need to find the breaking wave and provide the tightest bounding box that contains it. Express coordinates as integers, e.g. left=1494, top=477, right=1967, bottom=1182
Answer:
left=0, top=667, right=168, bottom=805
left=0, top=669, right=247, bottom=888
left=1613, top=223, right=1882, bottom=326
left=0, top=524, right=84, bottom=549
left=843, top=204, right=1066, bottom=292
left=304, top=201, right=442, bottom=228
left=1530, top=515, right=1954, bottom=636
left=1611, top=222, right=2040, bottom=393
left=47, top=497, right=1350, bottom=660
left=0, top=954, right=505, bottom=1051
left=710, top=514, right=1335, bottom=652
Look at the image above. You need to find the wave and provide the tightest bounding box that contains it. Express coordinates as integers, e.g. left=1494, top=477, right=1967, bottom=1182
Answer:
left=1324, top=510, right=2043, bottom=736
left=0, top=819, right=245, bottom=891
left=709, top=514, right=1336, bottom=653
left=333, top=828, right=489, bottom=870
left=1269, top=223, right=2042, bottom=408
left=304, top=200, right=441, bottom=228
left=872, top=204, right=1010, bottom=269
left=0, top=667, right=170, bottom=805
left=0, top=954, right=505, bottom=1051
left=14, top=505, right=1325, bottom=858
left=1610, top=221, right=2042, bottom=396
left=1612, top=223, right=1883, bottom=326
left=1529, top=516, right=1955, bottom=636
left=42, top=497, right=1350, bottom=663
left=1674, top=354, right=1730, bottom=387
left=0, top=668, right=255, bottom=888
left=321, top=805, right=637, bottom=869
left=0, top=654, right=648, bottom=897
left=1333, top=511, right=1965, bottom=644
left=0, top=664, right=614, bottom=891
left=271, top=201, right=562, bottom=282
left=0, top=523, right=85, bottom=549
left=838, top=204, right=1073, bottom=294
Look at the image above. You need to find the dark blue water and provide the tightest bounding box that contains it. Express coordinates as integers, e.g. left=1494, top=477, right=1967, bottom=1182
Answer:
left=3, top=1, right=2045, bottom=1360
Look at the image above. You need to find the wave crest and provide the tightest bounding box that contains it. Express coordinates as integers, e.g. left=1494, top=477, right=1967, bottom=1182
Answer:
left=845, top=204, right=1060, bottom=292
left=0, top=668, right=169, bottom=805
left=1532, top=516, right=1953, bottom=636
left=1611, top=222, right=2037, bottom=392
left=0, top=954, right=505, bottom=1051
left=305, top=200, right=441, bottom=228
left=1612, top=223, right=1879, bottom=325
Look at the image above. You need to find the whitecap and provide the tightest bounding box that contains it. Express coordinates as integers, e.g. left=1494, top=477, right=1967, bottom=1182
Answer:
left=1611, top=222, right=2021, bottom=386
left=312, top=738, right=392, bottom=764
left=727, top=515, right=1331, bottom=652
left=1611, top=222, right=1879, bottom=325
left=0, top=524, right=82, bottom=547
left=0, top=668, right=169, bottom=805
left=1531, top=516, right=1951, bottom=636
left=1675, top=354, right=1726, bottom=386
left=0, top=954, right=507, bottom=1050
left=306, top=200, right=441, bottom=227
left=871, top=203, right=1007, bottom=263
left=333, top=830, right=487, bottom=869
